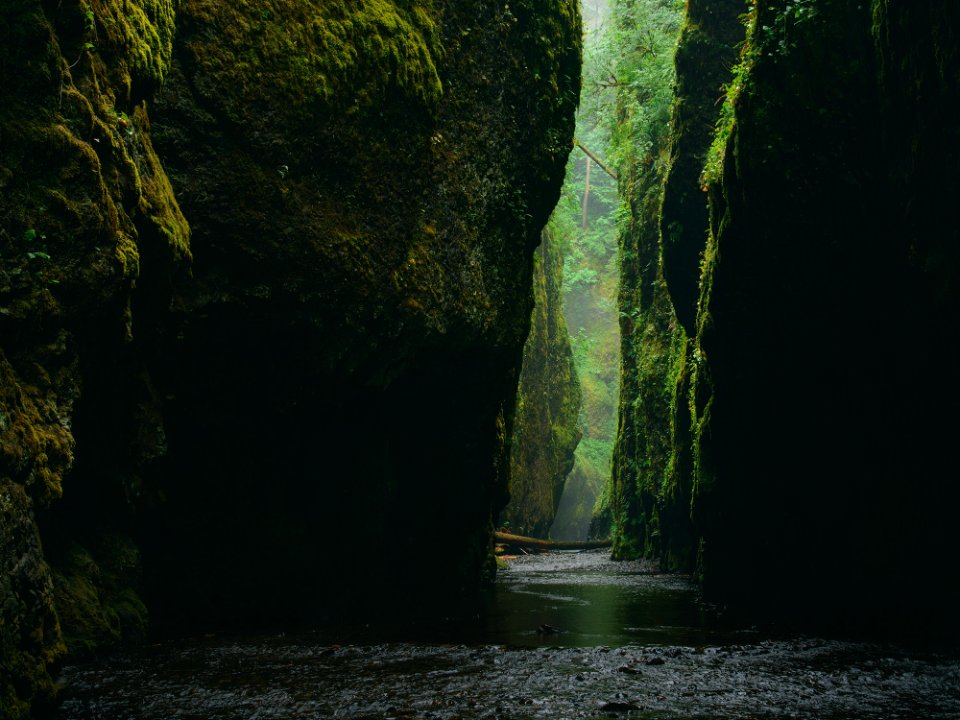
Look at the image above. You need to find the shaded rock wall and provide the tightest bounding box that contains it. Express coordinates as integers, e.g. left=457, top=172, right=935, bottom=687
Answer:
left=609, top=122, right=684, bottom=563
left=503, top=227, right=582, bottom=538
left=690, top=0, right=960, bottom=634
left=610, top=0, right=744, bottom=570
left=659, top=0, right=745, bottom=334
left=1, top=0, right=580, bottom=714
left=605, top=0, right=689, bottom=567
left=612, top=0, right=960, bottom=635
left=144, top=0, right=581, bottom=627
left=1, top=0, right=188, bottom=714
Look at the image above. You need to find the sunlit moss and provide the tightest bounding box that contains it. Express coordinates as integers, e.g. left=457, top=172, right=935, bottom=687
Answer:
left=88, top=0, right=176, bottom=92
left=179, top=0, right=443, bottom=122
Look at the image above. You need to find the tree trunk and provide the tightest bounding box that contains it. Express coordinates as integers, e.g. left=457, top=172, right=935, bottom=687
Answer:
left=495, top=531, right=612, bottom=551
left=582, top=156, right=592, bottom=230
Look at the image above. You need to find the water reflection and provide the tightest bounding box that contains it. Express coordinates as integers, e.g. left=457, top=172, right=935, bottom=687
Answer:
left=484, top=550, right=719, bottom=647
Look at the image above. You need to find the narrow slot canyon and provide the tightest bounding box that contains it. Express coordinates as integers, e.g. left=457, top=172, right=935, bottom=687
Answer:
left=2, top=1, right=959, bottom=719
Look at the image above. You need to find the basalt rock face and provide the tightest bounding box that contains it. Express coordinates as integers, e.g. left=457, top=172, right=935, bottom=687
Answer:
left=659, top=0, right=744, bottom=335
left=145, top=0, right=581, bottom=628
left=612, top=0, right=959, bottom=634
left=690, top=0, right=960, bottom=634
left=0, top=0, right=580, bottom=713
left=1, top=0, right=189, bottom=714
left=607, top=1, right=690, bottom=568
left=503, top=228, right=582, bottom=539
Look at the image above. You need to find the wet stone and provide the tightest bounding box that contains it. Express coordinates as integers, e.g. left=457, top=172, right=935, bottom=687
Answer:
left=55, top=551, right=960, bottom=719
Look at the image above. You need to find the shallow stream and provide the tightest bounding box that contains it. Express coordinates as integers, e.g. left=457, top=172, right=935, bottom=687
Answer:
left=56, top=551, right=960, bottom=719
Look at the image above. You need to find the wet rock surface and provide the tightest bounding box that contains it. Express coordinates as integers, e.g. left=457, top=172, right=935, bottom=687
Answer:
left=56, top=552, right=960, bottom=719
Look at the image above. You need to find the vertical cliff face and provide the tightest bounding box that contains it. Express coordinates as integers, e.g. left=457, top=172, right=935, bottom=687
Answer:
left=605, top=0, right=688, bottom=566
left=690, top=0, right=960, bottom=631
left=610, top=0, right=743, bottom=569
left=612, top=0, right=959, bottom=633
left=503, top=228, right=582, bottom=538
left=1, top=0, right=580, bottom=713
left=144, top=0, right=581, bottom=627
left=610, top=127, right=685, bottom=564
left=659, top=0, right=745, bottom=334
left=1, top=0, right=190, bottom=713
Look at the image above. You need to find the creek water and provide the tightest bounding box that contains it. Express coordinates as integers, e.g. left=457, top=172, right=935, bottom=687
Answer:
left=56, top=551, right=960, bottom=719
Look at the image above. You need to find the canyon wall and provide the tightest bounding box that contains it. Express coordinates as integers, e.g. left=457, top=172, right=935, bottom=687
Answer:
left=503, top=227, right=581, bottom=538
left=143, top=0, right=581, bottom=631
left=612, top=0, right=960, bottom=635
left=691, top=0, right=960, bottom=633
left=0, top=1, right=581, bottom=714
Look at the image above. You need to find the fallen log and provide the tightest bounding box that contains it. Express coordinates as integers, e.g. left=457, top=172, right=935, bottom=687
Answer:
left=574, top=139, right=618, bottom=181
left=494, top=531, right=612, bottom=551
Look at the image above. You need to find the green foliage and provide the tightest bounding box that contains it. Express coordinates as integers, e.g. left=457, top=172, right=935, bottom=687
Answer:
left=702, top=6, right=755, bottom=185
left=550, top=3, right=624, bottom=539
left=601, top=0, right=685, bottom=561
left=604, top=0, right=683, bottom=173
left=81, top=4, right=96, bottom=34
left=505, top=225, right=582, bottom=538
left=556, top=1, right=686, bottom=541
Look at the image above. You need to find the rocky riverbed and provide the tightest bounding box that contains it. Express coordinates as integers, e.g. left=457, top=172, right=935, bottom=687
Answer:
left=55, top=552, right=960, bottom=719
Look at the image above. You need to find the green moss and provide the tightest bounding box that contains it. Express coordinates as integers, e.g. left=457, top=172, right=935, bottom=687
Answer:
left=132, top=104, right=191, bottom=263
left=680, top=0, right=960, bottom=632
left=180, top=0, right=442, bottom=123
left=1, top=1, right=190, bottom=287
left=88, top=0, right=176, bottom=93
left=0, top=352, right=76, bottom=506
left=659, top=0, right=746, bottom=333
left=607, top=0, right=712, bottom=569
left=52, top=546, right=120, bottom=655
left=51, top=538, right=149, bottom=657
left=504, top=225, right=582, bottom=537
left=1, top=2, right=189, bottom=712
left=0, top=481, right=64, bottom=720
left=699, top=4, right=755, bottom=187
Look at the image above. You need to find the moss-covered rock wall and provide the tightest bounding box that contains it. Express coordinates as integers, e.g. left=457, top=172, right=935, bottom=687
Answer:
left=689, top=0, right=960, bottom=634
left=1, top=0, right=580, bottom=714
left=604, top=0, right=690, bottom=568
left=612, top=0, right=960, bottom=635
left=659, top=0, right=745, bottom=334
left=610, top=0, right=745, bottom=570
left=1, top=0, right=189, bottom=714
left=503, top=227, right=582, bottom=538
left=609, top=109, right=685, bottom=564
left=142, top=0, right=581, bottom=627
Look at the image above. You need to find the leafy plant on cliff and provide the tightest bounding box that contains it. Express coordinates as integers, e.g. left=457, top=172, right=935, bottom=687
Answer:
left=599, top=0, right=684, bottom=560
left=544, top=2, right=622, bottom=540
